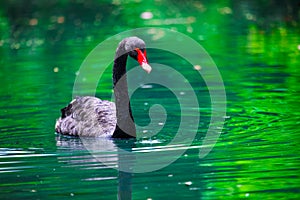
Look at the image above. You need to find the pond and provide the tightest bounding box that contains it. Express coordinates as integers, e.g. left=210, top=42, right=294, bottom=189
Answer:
left=0, top=1, right=299, bottom=199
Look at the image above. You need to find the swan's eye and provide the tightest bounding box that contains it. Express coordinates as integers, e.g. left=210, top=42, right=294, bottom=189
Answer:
left=129, top=50, right=138, bottom=59
left=132, top=50, right=138, bottom=57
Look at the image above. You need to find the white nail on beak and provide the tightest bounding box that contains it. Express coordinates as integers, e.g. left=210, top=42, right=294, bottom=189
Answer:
left=141, top=63, right=152, bottom=74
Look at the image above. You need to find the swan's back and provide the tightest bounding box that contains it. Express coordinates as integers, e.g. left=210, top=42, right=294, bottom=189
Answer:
left=55, top=96, right=116, bottom=137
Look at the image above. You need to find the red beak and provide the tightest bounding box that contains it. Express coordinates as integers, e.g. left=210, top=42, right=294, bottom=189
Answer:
left=135, top=48, right=152, bottom=73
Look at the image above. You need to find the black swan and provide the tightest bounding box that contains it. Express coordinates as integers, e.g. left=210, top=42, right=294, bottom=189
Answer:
left=55, top=37, right=152, bottom=138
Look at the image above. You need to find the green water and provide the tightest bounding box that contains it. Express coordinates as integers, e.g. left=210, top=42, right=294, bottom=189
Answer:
left=0, top=1, right=300, bottom=199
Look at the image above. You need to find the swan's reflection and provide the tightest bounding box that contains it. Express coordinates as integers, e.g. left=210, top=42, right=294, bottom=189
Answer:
left=56, top=135, right=135, bottom=200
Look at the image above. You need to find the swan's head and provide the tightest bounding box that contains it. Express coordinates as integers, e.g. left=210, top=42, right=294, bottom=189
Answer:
left=125, top=37, right=152, bottom=74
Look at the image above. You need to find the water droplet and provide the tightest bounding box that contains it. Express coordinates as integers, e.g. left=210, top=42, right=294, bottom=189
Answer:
left=184, top=181, right=193, bottom=186
left=29, top=18, right=38, bottom=26
left=187, top=26, right=193, bottom=33
left=194, top=65, right=202, bottom=71
left=218, top=7, right=232, bottom=15
left=141, top=84, right=153, bottom=89
left=57, top=16, right=65, bottom=24
left=141, top=12, right=153, bottom=20
left=245, top=13, right=255, bottom=21
left=53, top=67, right=59, bottom=73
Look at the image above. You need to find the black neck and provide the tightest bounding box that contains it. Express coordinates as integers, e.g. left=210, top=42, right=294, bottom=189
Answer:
left=112, top=54, right=136, bottom=138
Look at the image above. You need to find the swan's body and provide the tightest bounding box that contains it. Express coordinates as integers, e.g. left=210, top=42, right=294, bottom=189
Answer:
left=55, top=37, right=151, bottom=138
left=55, top=96, right=116, bottom=137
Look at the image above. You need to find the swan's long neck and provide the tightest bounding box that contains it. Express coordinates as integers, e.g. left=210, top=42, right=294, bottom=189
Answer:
left=112, top=46, right=136, bottom=138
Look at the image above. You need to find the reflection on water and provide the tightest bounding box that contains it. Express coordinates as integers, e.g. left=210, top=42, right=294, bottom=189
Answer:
left=1, top=0, right=300, bottom=199
left=56, top=136, right=135, bottom=200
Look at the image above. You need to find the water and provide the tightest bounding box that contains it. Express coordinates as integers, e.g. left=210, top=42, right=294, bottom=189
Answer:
left=1, top=1, right=300, bottom=199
